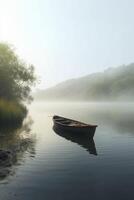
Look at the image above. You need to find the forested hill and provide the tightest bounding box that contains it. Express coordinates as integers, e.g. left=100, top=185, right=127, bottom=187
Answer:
left=35, top=63, right=134, bottom=101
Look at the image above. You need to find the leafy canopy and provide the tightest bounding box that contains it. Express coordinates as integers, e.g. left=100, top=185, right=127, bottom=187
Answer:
left=0, top=43, right=36, bottom=103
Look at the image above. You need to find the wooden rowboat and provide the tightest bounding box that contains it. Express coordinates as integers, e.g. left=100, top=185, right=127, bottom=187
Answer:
left=53, top=115, right=97, bottom=138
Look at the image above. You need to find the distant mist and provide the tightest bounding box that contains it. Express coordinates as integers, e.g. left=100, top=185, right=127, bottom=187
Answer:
left=34, top=63, right=134, bottom=102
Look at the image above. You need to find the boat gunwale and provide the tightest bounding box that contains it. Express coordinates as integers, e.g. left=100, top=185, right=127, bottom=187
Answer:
left=53, top=115, right=98, bottom=128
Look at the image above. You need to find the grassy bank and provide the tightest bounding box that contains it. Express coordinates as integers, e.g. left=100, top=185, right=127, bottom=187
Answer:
left=0, top=99, right=27, bottom=127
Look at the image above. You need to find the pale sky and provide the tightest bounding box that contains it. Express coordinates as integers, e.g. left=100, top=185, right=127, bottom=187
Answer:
left=0, top=0, right=134, bottom=88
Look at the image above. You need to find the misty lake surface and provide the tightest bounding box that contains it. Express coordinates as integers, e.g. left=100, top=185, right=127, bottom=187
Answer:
left=0, top=102, right=134, bottom=200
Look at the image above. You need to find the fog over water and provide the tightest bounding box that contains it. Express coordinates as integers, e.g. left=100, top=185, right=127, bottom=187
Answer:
left=0, top=102, right=134, bottom=200
left=0, top=0, right=134, bottom=199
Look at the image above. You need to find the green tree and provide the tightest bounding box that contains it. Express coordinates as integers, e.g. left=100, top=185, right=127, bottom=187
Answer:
left=0, top=43, right=36, bottom=103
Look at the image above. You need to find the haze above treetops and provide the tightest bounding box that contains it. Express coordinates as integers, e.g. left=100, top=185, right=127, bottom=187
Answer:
left=1, top=0, right=134, bottom=89
left=35, top=63, right=134, bottom=102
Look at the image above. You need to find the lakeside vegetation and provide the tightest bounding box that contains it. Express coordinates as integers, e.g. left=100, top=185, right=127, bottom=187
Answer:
left=0, top=43, right=36, bottom=126
left=0, top=99, right=27, bottom=127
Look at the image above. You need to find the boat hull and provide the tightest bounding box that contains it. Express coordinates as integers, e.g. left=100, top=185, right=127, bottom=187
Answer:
left=53, top=116, right=97, bottom=139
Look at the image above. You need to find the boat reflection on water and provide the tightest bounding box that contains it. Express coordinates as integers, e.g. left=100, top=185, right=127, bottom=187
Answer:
left=53, top=125, right=97, bottom=156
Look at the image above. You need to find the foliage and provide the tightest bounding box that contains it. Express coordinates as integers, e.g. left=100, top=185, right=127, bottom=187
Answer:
left=0, top=43, right=36, bottom=103
left=0, top=99, right=27, bottom=126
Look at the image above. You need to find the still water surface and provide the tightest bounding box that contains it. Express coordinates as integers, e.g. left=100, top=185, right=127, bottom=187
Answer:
left=0, top=102, right=134, bottom=200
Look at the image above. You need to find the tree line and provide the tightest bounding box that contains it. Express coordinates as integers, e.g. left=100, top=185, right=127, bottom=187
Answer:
left=0, top=43, right=37, bottom=125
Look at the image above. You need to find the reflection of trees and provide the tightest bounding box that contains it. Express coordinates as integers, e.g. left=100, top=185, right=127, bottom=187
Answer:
left=0, top=116, right=36, bottom=181
left=53, top=126, right=97, bottom=156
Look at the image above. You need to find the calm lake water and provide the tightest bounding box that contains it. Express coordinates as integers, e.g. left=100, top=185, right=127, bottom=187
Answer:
left=0, top=102, right=134, bottom=200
